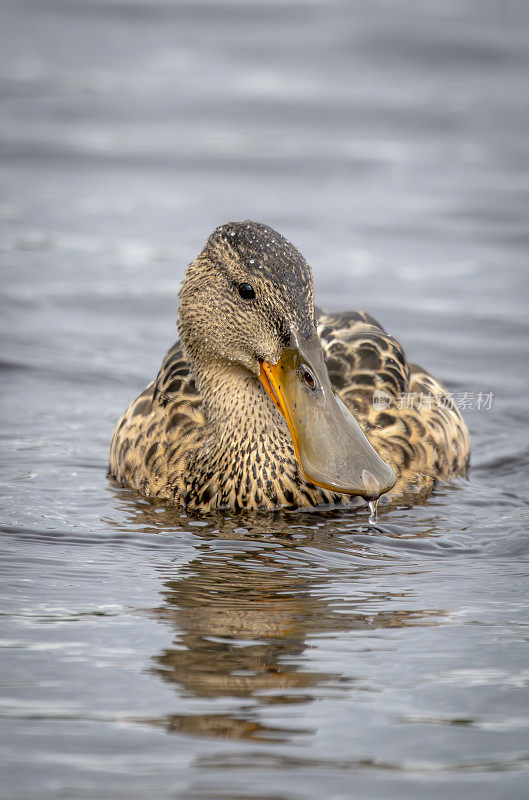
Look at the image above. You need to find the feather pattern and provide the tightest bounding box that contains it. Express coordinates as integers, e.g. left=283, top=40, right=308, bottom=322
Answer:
left=109, top=312, right=469, bottom=511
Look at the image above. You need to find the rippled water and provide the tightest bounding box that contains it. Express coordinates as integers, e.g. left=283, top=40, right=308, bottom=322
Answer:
left=2, top=1, right=529, bottom=798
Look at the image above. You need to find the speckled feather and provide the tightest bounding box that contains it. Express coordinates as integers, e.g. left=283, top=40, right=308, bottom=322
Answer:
left=317, top=310, right=470, bottom=501
left=109, top=222, right=469, bottom=512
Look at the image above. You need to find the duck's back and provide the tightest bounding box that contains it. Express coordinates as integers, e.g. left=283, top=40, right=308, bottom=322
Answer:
left=317, top=310, right=470, bottom=499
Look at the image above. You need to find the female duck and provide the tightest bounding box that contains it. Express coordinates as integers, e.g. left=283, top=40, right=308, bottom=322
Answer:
left=109, top=221, right=469, bottom=512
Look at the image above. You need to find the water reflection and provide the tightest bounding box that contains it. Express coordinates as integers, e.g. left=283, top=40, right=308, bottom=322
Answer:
left=151, top=548, right=336, bottom=740
left=149, top=536, right=442, bottom=740
left=104, top=490, right=446, bottom=741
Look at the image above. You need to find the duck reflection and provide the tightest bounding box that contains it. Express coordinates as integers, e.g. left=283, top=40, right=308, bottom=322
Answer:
left=150, top=545, right=336, bottom=741
left=153, top=548, right=337, bottom=699
left=106, top=487, right=445, bottom=741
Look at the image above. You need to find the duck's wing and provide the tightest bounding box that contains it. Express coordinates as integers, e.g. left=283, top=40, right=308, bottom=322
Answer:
left=317, top=309, right=408, bottom=415
left=317, top=309, right=470, bottom=499
left=109, top=341, right=206, bottom=499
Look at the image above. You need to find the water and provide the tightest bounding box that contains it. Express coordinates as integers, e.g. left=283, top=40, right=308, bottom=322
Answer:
left=1, top=1, right=529, bottom=798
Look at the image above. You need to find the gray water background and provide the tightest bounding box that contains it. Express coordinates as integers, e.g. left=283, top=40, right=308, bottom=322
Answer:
left=1, top=1, right=529, bottom=798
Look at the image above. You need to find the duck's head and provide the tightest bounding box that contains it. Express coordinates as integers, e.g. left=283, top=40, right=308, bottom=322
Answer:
left=178, top=221, right=395, bottom=502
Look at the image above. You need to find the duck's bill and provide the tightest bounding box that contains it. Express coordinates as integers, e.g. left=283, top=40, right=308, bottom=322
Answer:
left=259, top=332, right=396, bottom=501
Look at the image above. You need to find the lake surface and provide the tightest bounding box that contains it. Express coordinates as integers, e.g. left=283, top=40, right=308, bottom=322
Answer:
left=1, top=1, right=529, bottom=798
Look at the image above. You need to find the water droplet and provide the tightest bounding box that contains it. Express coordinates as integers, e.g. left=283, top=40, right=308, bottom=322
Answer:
left=368, top=499, right=378, bottom=524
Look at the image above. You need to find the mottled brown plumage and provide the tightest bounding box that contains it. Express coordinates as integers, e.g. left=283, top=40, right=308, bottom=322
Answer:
left=109, top=221, right=470, bottom=512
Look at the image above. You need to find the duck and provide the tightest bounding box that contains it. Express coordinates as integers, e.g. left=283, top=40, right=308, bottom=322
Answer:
left=109, top=221, right=470, bottom=513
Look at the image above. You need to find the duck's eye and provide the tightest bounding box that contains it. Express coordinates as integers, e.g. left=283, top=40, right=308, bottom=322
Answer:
left=238, top=283, right=256, bottom=300
left=299, top=364, right=317, bottom=391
